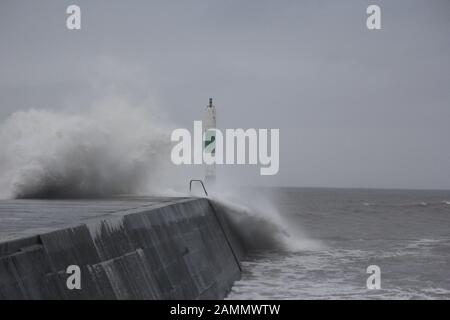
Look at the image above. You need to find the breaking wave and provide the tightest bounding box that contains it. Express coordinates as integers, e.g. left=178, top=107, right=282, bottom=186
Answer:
left=0, top=98, right=176, bottom=199
left=0, top=78, right=318, bottom=253
left=211, top=190, right=323, bottom=252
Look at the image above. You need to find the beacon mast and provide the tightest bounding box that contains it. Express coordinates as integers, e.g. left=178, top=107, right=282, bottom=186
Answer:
left=204, top=98, right=216, bottom=185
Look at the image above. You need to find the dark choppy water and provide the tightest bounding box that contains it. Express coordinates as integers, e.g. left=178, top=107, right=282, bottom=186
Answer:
left=227, top=188, right=450, bottom=299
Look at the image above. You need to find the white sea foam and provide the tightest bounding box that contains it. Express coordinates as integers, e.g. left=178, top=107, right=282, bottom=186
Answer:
left=0, top=97, right=178, bottom=199
left=211, top=188, right=324, bottom=252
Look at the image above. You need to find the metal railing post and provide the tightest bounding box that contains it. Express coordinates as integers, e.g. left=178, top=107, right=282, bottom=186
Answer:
left=189, top=179, right=208, bottom=196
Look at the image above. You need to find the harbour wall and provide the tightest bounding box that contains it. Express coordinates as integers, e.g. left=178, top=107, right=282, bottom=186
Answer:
left=0, top=198, right=244, bottom=299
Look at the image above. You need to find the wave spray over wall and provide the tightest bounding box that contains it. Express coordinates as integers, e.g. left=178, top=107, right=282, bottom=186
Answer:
left=0, top=85, right=318, bottom=252
left=0, top=98, right=173, bottom=199
left=210, top=189, right=323, bottom=252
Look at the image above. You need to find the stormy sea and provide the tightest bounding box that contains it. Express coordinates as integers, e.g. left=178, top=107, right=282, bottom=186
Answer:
left=226, top=187, right=450, bottom=300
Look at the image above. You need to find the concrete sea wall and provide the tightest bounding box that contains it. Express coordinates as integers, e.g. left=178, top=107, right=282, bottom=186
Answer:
left=0, top=198, right=244, bottom=299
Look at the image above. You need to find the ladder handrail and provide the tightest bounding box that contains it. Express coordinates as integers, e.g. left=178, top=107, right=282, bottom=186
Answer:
left=189, top=179, right=208, bottom=196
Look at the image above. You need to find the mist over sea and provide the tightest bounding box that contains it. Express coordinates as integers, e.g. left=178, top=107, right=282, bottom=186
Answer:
left=227, top=187, right=450, bottom=299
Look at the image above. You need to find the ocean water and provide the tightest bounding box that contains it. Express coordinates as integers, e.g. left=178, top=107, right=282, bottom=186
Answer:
left=227, top=188, right=450, bottom=300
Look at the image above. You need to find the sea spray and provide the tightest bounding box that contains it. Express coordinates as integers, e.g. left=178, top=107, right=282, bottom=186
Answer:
left=209, top=188, right=324, bottom=252
left=0, top=98, right=178, bottom=199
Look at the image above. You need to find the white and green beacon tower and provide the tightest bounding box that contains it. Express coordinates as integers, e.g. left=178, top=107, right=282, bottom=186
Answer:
left=203, top=98, right=217, bottom=186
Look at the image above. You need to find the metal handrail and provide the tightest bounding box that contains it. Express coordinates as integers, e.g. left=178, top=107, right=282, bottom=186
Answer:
left=189, top=179, right=208, bottom=196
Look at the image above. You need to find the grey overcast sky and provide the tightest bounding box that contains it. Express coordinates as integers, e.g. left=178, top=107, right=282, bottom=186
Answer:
left=0, top=0, right=449, bottom=189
